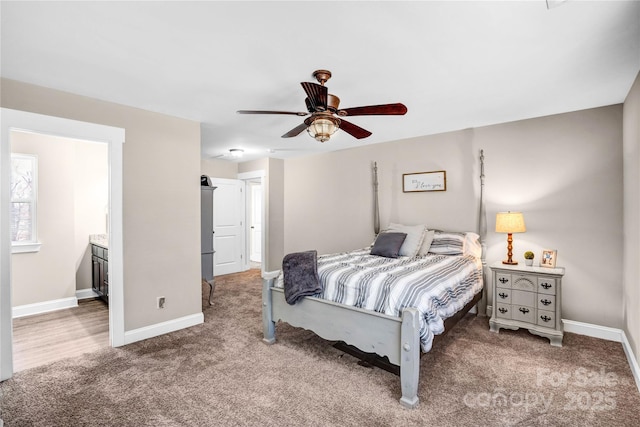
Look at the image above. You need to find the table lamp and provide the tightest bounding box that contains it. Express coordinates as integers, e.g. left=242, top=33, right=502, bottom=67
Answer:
left=496, top=211, right=526, bottom=265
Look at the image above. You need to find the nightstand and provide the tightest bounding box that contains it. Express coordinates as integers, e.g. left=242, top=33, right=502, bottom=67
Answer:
left=489, top=262, right=565, bottom=347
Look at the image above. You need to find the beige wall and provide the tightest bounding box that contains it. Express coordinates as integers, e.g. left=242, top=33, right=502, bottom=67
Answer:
left=201, top=158, right=237, bottom=179
left=265, top=158, right=284, bottom=272
left=2, top=78, right=202, bottom=331
left=11, top=132, right=108, bottom=306
left=623, top=71, right=640, bottom=366
left=73, top=140, right=109, bottom=291
left=284, top=105, right=624, bottom=328
left=11, top=132, right=76, bottom=305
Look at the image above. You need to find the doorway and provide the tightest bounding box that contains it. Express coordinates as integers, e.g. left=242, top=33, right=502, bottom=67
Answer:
left=238, top=170, right=265, bottom=274
left=0, top=108, right=125, bottom=381
left=9, top=131, right=109, bottom=371
left=209, top=177, right=245, bottom=276
left=248, top=180, right=262, bottom=267
left=204, top=171, right=265, bottom=277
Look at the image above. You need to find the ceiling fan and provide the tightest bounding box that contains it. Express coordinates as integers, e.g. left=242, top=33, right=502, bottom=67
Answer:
left=237, top=69, right=408, bottom=143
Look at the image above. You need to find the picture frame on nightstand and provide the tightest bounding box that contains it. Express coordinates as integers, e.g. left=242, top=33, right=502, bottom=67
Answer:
left=541, top=249, right=557, bottom=268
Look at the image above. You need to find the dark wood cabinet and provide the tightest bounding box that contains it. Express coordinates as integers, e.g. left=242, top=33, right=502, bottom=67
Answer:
left=91, top=244, right=109, bottom=304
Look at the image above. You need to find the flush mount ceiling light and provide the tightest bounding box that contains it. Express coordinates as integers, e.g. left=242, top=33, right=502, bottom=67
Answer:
left=237, top=69, right=407, bottom=143
left=229, top=148, right=244, bottom=158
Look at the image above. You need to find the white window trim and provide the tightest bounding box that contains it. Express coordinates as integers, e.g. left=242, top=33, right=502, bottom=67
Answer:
left=10, top=153, right=41, bottom=253
left=11, top=242, right=42, bottom=254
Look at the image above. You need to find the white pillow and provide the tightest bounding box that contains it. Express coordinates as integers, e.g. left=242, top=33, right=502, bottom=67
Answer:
left=387, top=223, right=426, bottom=257
left=428, top=231, right=465, bottom=255
left=464, top=232, right=482, bottom=258
left=418, top=229, right=436, bottom=256
left=427, top=230, right=482, bottom=258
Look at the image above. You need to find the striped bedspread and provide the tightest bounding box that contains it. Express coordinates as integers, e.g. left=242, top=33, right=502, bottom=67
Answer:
left=275, top=248, right=483, bottom=352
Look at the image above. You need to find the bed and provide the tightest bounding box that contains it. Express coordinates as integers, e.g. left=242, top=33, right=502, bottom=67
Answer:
left=262, top=151, right=488, bottom=408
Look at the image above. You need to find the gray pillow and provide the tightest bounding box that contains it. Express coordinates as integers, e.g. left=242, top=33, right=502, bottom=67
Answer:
left=371, top=232, right=407, bottom=258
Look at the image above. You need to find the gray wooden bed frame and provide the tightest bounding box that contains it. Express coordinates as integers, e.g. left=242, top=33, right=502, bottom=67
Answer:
left=262, top=150, right=488, bottom=409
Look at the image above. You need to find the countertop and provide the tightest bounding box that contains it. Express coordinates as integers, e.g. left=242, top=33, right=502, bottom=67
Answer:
left=89, top=234, right=108, bottom=249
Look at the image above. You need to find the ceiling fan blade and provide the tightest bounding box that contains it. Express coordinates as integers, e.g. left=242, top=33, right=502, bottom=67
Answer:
left=339, top=103, right=407, bottom=117
left=281, top=123, right=308, bottom=138
left=300, top=82, right=328, bottom=112
left=237, top=110, right=308, bottom=116
left=339, top=119, right=372, bottom=139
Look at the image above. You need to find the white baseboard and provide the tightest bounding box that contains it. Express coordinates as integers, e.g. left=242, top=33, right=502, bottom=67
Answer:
left=76, top=288, right=99, bottom=300
left=123, top=312, right=204, bottom=345
left=563, top=319, right=640, bottom=393
left=484, top=311, right=640, bottom=392
left=12, top=297, right=78, bottom=319
left=621, top=331, right=640, bottom=393
left=562, top=319, right=623, bottom=342
left=13, top=289, right=99, bottom=318
left=13, top=294, right=205, bottom=351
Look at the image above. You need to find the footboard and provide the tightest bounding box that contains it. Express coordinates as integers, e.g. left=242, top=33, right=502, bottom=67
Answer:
left=262, top=273, right=421, bottom=408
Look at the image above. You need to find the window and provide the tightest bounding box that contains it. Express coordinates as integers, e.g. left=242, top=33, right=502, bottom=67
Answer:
left=10, top=153, right=41, bottom=253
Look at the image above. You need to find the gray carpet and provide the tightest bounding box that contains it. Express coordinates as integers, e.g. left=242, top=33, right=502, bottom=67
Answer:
left=1, top=269, right=639, bottom=426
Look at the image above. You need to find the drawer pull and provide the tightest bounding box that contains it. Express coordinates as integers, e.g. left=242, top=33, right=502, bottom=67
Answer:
left=540, top=283, right=552, bottom=290
left=498, top=307, right=508, bottom=314
left=540, top=299, right=552, bottom=306
left=498, top=292, right=508, bottom=299
left=499, top=277, right=509, bottom=284
left=540, top=315, right=552, bottom=322
left=519, top=307, right=530, bottom=314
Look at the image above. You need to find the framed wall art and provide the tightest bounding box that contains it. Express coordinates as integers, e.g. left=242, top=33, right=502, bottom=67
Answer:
left=402, top=170, right=446, bottom=193
left=540, top=249, right=557, bottom=268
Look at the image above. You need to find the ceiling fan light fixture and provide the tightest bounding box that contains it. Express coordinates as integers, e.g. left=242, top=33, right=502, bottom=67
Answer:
left=237, top=69, right=407, bottom=141
left=307, top=116, right=340, bottom=143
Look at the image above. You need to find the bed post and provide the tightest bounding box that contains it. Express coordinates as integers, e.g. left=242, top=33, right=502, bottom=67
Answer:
left=373, top=161, right=380, bottom=235
left=399, top=307, right=420, bottom=409
left=478, top=149, right=488, bottom=317
left=262, top=274, right=277, bottom=344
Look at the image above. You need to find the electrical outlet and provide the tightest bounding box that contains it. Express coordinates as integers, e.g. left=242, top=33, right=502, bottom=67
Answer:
left=157, top=296, right=165, bottom=309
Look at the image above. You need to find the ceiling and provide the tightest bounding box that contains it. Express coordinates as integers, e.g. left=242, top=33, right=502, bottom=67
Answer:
left=2, top=1, right=639, bottom=162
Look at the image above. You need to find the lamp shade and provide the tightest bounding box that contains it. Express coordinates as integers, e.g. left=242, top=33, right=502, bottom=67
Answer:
left=495, top=211, right=526, bottom=233
left=307, top=116, right=339, bottom=142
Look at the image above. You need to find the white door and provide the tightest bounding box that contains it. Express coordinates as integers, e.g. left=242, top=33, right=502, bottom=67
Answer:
left=210, top=178, right=244, bottom=276
left=249, top=182, right=262, bottom=263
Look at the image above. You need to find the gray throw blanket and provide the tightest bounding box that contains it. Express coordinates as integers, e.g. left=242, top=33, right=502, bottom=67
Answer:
left=283, top=250, right=321, bottom=305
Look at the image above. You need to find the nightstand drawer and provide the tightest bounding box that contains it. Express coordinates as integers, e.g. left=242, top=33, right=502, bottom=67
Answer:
left=496, top=273, right=512, bottom=288
left=538, top=277, right=556, bottom=295
left=496, top=303, right=512, bottom=319
left=512, top=275, right=537, bottom=292
left=537, top=309, right=556, bottom=328
left=511, top=289, right=535, bottom=307
left=538, top=295, right=555, bottom=311
left=511, top=305, right=535, bottom=323
left=496, top=288, right=511, bottom=303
